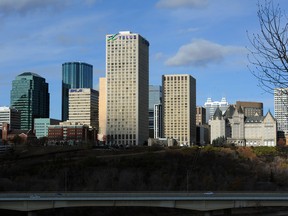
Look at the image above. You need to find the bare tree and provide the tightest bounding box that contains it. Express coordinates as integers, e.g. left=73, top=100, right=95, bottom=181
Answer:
left=248, top=0, right=288, bottom=93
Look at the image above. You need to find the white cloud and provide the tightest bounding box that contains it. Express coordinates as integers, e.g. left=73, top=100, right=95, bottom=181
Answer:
left=0, top=0, right=70, bottom=15
left=165, top=39, right=246, bottom=67
left=156, top=0, right=209, bottom=9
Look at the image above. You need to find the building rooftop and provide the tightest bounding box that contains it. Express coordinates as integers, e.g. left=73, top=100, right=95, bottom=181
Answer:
left=18, top=72, right=43, bottom=78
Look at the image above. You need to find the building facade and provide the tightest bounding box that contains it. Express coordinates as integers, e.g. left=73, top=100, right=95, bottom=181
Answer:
left=106, top=31, right=149, bottom=146
left=0, top=107, right=21, bottom=130
left=245, top=111, right=277, bottom=146
left=204, top=97, right=229, bottom=123
left=274, top=88, right=288, bottom=134
left=48, top=122, right=96, bottom=145
left=236, top=101, right=263, bottom=117
left=162, top=74, right=196, bottom=146
left=154, top=104, right=163, bottom=139
left=209, top=105, right=277, bottom=146
left=10, top=72, right=49, bottom=130
left=34, top=118, right=60, bottom=138
left=68, top=88, right=99, bottom=129
left=196, top=106, right=206, bottom=125
left=62, top=62, right=93, bottom=121
left=98, top=77, right=107, bottom=142
left=209, top=107, right=226, bottom=143
left=149, top=85, right=162, bottom=138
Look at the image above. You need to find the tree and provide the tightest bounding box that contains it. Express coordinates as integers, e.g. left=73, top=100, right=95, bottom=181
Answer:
left=248, top=0, right=288, bottom=93
left=212, top=136, right=226, bottom=147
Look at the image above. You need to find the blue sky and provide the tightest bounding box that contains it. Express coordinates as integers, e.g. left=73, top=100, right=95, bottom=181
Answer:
left=0, top=0, right=287, bottom=119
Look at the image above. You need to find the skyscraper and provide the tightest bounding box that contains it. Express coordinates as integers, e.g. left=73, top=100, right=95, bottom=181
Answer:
left=149, top=85, right=162, bottom=138
left=62, top=62, right=93, bottom=121
left=162, top=74, right=196, bottom=146
left=274, top=88, right=288, bottom=133
left=106, top=31, right=149, bottom=146
left=10, top=72, right=49, bottom=130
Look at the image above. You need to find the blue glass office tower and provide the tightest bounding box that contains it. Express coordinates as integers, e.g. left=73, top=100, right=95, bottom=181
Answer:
left=10, top=72, right=49, bottom=130
left=62, top=62, right=93, bottom=121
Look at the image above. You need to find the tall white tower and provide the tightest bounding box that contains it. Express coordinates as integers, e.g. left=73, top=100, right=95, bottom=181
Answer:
left=106, top=31, right=149, bottom=145
left=162, top=74, right=196, bottom=146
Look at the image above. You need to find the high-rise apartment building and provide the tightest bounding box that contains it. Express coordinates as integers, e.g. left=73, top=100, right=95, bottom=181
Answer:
left=274, top=88, right=288, bottom=133
left=204, top=97, right=229, bottom=123
left=62, top=62, right=93, bottom=121
left=149, top=85, right=162, bottom=138
left=106, top=31, right=149, bottom=146
left=68, top=88, right=99, bottom=129
left=0, top=106, right=21, bottom=130
left=236, top=101, right=263, bottom=117
left=162, top=74, right=196, bottom=146
left=10, top=72, right=49, bottom=130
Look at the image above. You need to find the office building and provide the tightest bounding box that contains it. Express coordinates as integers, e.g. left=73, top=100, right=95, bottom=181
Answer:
left=274, top=88, right=288, bottom=134
left=204, top=97, right=229, bottom=123
left=10, top=72, right=49, bottom=130
left=0, top=106, right=21, bottom=130
left=154, top=104, right=163, bottom=138
left=62, top=62, right=93, bottom=121
left=34, top=118, right=60, bottom=138
left=162, top=74, right=196, bottom=146
left=98, top=77, right=107, bottom=142
left=236, top=101, right=263, bottom=117
left=196, top=106, right=206, bottom=125
left=149, top=85, right=162, bottom=138
left=68, top=88, right=99, bottom=129
left=106, top=31, right=149, bottom=145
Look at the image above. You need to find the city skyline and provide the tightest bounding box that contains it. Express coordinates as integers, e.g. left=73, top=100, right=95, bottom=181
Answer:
left=1, top=0, right=288, bottom=119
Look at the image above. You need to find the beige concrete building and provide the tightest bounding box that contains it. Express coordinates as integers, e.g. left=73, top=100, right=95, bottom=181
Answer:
left=106, top=31, right=149, bottom=146
left=68, top=88, right=99, bottom=129
left=245, top=111, right=277, bottom=146
left=209, top=105, right=277, bottom=146
left=209, top=107, right=226, bottom=143
left=162, top=74, right=196, bottom=146
left=98, top=77, right=107, bottom=142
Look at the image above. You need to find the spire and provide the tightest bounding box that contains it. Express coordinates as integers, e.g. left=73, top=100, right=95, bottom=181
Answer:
left=213, top=107, right=223, bottom=120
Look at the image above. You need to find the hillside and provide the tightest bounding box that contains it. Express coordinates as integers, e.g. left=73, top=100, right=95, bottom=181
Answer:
left=0, top=145, right=288, bottom=192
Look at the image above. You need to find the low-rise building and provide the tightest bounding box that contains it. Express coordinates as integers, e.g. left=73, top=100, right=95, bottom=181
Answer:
left=34, top=118, right=60, bottom=138
left=48, top=121, right=97, bottom=145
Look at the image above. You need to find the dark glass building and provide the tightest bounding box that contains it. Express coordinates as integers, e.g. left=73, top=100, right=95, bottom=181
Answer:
left=62, top=62, right=93, bottom=121
left=149, top=85, right=162, bottom=138
left=10, top=72, right=49, bottom=130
